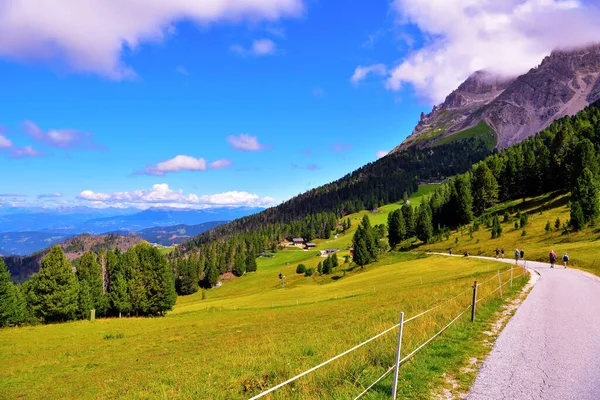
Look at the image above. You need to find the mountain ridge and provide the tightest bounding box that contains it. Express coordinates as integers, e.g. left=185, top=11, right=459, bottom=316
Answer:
left=394, top=44, right=600, bottom=152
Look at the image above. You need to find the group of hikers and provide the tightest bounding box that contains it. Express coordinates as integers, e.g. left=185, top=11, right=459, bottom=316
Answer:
left=452, top=247, right=570, bottom=268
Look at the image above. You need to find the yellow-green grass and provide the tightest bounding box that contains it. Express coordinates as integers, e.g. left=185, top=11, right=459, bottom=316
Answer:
left=422, top=192, right=600, bottom=276
left=156, top=245, right=176, bottom=256
left=434, top=121, right=497, bottom=150
left=0, top=254, right=525, bottom=399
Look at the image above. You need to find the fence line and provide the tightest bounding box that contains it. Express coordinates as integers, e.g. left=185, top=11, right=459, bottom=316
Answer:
left=249, top=266, right=528, bottom=400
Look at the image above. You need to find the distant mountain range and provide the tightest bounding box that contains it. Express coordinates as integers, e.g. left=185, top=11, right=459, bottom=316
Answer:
left=0, top=206, right=258, bottom=256
left=394, top=44, right=600, bottom=152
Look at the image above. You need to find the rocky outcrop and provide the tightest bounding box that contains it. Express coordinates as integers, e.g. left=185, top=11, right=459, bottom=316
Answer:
left=393, top=44, right=600, bottom=152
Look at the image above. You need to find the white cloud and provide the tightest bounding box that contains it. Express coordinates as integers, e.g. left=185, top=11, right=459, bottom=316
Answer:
left=230, top=39, right=277, bottom=56
left=350, top=64, right=387, bottom=85
left=37, top=192, right=63, bottom=199
left=77, top=184, right=275, bottom=209
left=210, top=159, right=233, bottom=169
left=0, top=0, right=304, bottom=79
left=11, top=145, right=43, bottom=158
left=22, top=120, right=103, bottom=150
left=139, top=155, right=207, bottom=176
left=376, top=150, right=389, bottom=159
left=252, top=39, right=276, bottom=55
left=0, top=134, right=12, bottom=148
left=227, top=134, right=268, bottom=151
left=387, top=0, right=600, bottom=103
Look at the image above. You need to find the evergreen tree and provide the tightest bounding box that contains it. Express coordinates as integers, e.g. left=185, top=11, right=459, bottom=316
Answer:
left=401, top=205, right=414, bottom=238
left=472, top=163, right=499, bottom=214
left=134, top=244, right=176, bottom=316
left=331, top=253, right=339, bottom=268
left=246, top=250, right=257, bottom=273
left=233, top=250, right=246, bottom=277
left=387, top=209, right=405, bottom=248
left=571, top=167, right=600, bottom=226
left=29, top=246, right=79, bottom=323
left=360, top=215, right=378, bottom=261
left=322, top=257, right=332, bottom=274
left=491, top=215, right=502, bottom=238
left=0, top=258, right=23, bottom=327
left=317, top=261, right=323, bottom=274
left=570, top=201, right=586, bottom=231
left=415, top=202, right=433, bottom=244
left=452, top=174, right=474, bottom=225
left=109, top=272, right=130, bottom=318
left=77, top=251, right=107, bottom=317
left=205, top=249, right=219, bottom=288
left=352, top=227, right=370, bottom=267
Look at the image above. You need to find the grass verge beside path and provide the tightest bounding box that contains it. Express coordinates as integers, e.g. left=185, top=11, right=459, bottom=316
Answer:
left=0, top=256, right=528, bottom=399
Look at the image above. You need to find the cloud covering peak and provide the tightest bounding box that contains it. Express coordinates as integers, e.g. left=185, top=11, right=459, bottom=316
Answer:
left=387, top=0, right=600, bottom=103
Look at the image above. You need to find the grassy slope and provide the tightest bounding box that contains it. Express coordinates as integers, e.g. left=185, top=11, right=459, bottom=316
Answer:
left=0, top=185, right=526, bottom=400
left=422, top=192, right=600, bottom=275
left=434, top=121, right=497, bottom=150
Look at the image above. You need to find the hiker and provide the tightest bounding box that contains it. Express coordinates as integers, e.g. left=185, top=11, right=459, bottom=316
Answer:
left=514, top=249, right=520, bottom=264
left=464, top=251, right=469, bottom=257
left=562, top=252, right=569, bottom=268
left=520, top=249, right=525, bottom=261
left=549, top=250, right=557, bottom=268
left=501, top=248, right=505, bottom=258
left=495, top=248, right=500, bottom=259
left=449, top=248, right=453, bottom=255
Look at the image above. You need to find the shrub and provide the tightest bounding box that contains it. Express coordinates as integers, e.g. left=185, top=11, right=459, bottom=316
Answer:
left=545, top=220, right=552, bottom=232
left=296, top=264, right=307, bottom=274
left=519, top=213, right=529, bottom=228
left=555, top=218, right=561, bottom=230
left=304, top=268, right=314, bottom=277
left=521, top=230, right=527, bottom=236
left=503, top=211, right=510, bottom=223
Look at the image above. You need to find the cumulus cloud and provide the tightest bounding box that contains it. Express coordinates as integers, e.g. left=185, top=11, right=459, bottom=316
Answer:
left=37, top=192, right=63, bottom=199
left=0, top=134, right=12, bottom=148
left=210, top=159, right=233, bottom=170
left=350, top=64, right=387, bottom=85
left=331, top=142, right=352, bottom=152
left=138, top=155, right=208, bottom=176
left=0, top=0, right=304, bottom=79
left=227, top=134, right=268, bottom=151
left=387, top=0, right=600, bottom=103
left=376, top=150, right=389, bottom=159
left=11, top=145, right=43, bottom=158
left=230, top=39, right=277, bottom=56
left=77, top=184, right=275, bottom=209
left=22, top=120, right=104, bottom=150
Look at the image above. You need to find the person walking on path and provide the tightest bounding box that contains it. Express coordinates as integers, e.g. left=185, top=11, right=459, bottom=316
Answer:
left=501, top=248, right=505, bottom=259
left=520, top=249, right=525, bottom=262
left=563, top=252, right=569, bottom=268
left=514, top=249, right=520, bottom=264
left=549, top=250, right=557, bottom=268
left=495, top=248, right=500, bottom=259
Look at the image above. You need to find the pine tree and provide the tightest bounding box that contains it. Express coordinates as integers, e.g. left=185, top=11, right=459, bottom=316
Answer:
left=401, top=205, right=414, bottom=238
left=570, top=201, right=586, bottom=231
left=109, top=272, right=130, bottom=318
left=331, top=253, right=339, bottom=268
left=352, top=226, right=370, bottom=267
left=360, top=215, right=378, bottom=261
left=78, top=280, right=94, bottom=320
left=415, top=202, right=433, bottom=244
left=317, top=261, right=323, bottom=274
left=491, top=215, right=502, bottom=238
left=29, top=246, right=79, bottom=323
left=246, top=251, right=257, bottom=273
left=472, top=163, right=499, bottom=214
left=387, top=209, right=405, bottom=248
left=0, top=258, right=23, bottom=327
left=136, top=244, right=176, bottom=316
left=452, top=174, right=473, bottom=225
left=77, top=251, right=107, bottom=317
left=322, top=257, right=332, bottom=274
left=205, top=249, right=219, bottom=288
left=233, top=250, right=246, bottom=277
left=571, top=167, right=600, bottom=226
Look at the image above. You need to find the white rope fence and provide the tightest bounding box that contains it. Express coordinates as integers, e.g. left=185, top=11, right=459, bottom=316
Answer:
left=248, top=266, right=528, bottom=400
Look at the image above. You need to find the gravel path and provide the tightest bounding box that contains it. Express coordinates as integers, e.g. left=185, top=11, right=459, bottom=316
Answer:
left=467, top=258, right=600, bottom=400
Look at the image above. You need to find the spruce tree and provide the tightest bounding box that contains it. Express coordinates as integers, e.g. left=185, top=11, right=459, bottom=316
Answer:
left=322, top=257, right=332, bottom=274
left=233, top=251, right=246, bottom=277
left=205, top=250, right=219, bottom=288
left=571, top=167, right=600, bottom=226
left=29, top=246, right=79, bottom=323
left=0, top=258, right=23, bottom=327
left=77, top=251, right=107, bottom=317
left=352, top=227, right=370, bottom=267
left=401, top=205, right=414, bottom=238
left=109, top=272, right=130, bottom=318
left=135, top=244, right=176, bottom=316
left=360, top=215, right=378, bottom=261
left=452, top=174, right=473, bottom=225
left=246, top=251, right=257, bottom=273
left=331, top=253, right=339, bottom=268
left=387, top=209, right=405, bottom=248
left=472, top=163, right=499, bottom=214
left=415, top=202, right=433, bottom=244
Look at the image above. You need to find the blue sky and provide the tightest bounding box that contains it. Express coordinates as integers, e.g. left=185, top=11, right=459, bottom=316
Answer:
left=0, top=0, right=598, bottom=210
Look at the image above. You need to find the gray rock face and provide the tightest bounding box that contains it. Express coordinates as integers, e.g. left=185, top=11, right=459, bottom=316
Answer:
left=393, top=44, right=600, bottom=152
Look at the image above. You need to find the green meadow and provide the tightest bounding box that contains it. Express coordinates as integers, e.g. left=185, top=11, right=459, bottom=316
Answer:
left=0, top=185, right=532, bottom=399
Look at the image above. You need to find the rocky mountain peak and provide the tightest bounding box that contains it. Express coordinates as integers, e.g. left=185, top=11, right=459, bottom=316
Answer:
left=393, top=44, right=600, bottom=153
